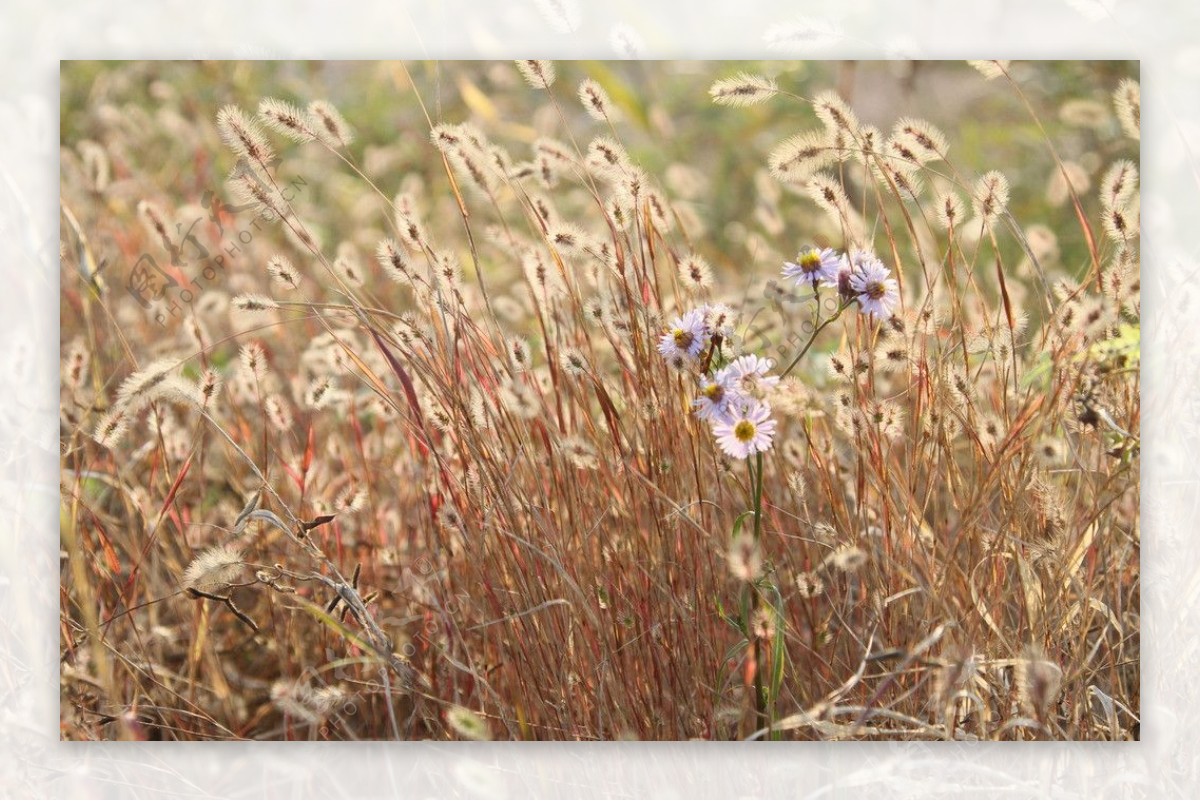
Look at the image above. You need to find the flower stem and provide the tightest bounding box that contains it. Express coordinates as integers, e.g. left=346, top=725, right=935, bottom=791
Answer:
left=750, top=450, right=767, bottom=731
left=779, top=300, right=851, bottom=379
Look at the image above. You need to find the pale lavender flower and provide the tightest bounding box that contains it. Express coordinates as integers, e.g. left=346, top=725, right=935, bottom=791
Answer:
left=658, top=308, right=708, bottom=363
left=694, top=372, right=737, bottom=422
left=712, top=399, right=777, bottom=460
left=717, top=354, right=780, bottom=400
left=847, top=251, right=900, bottom=321
left=782, top=246, right=843, bottom=288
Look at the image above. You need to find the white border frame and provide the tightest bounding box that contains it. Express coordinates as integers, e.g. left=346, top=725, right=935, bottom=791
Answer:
left=4, top=0, right=1192, bottom=796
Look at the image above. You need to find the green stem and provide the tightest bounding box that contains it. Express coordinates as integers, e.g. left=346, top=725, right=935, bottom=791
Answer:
left=749, top=450, right=767, bottom=732
left=779, top=300, right=852, bottom=379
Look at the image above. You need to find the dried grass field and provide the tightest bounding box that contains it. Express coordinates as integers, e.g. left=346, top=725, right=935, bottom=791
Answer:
left=59, top=60, right=1139, bottom=741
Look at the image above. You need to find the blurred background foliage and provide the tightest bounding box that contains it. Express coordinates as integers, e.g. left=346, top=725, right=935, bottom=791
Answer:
left=62, top=59, right=1137, bottom=297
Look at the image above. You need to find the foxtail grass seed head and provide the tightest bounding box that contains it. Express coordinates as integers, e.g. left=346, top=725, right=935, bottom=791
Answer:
left=578, top=78, right=616, bottom=121
left=181, top=312, right=209, bottom=351
left=703, top=303, right=737, bottom=338
left=62, top=338, right=89, bottom=391
left=751, top=608, right=776, bottom=641
left=515, top=60, right=556, bottom=89
left=851, top=125, right=882, bottom=168
left=827, top=350, right=853, bottom=383
left=583, top=298, right=606, bottom=327
left=333, top=246, right=365, bottom=287
left=182, top=544, right=244, bottom=591
left=500, top=377, right=540, bottom=419
left=430, top=123, right=467, bottom=152
left=216, top=104, right=274, bottom=165
left=727, top=532, right=763, bottom=581
left=877, top=159, right=924, bottom=200
left=394, top=203, right=428, bottom=251
left=559, top=435, right=600, bottom=470
left=238, top=341, right=269, bottom=383
left=892, top=117, right=947, bottom=162
left=646, top=190, right=674, bottom=233
left=523, top=250, right=562, bottom=307
left=548, top=224, right=587, bottom=259
left=794, top=572, right=824, bottom=599
left=678, top=254, right=714, bottom=292
left=437, top=505, right=465, bottom=534
left=527, top=193, right=559, bottom=228
left=559, top=348, right=589, bottom=378
left=972, top=170, right=1010, bottom=222
left=586, top=136, right=632, bottom=178
left=811, top=90, right=859, bottom=134
left=769, top=130, right=834, bottom=183
left=708, top=73, right=778, bottom=107
left=967, top=60, right=1011, bottom=80
left=1113, top=78, right=1140, bottom=140
left=1100, top=160, right=1138, bottom=212
left=618, top=167, right=648, bottom=207
left=830, top=545, right=868, bottom=573
left=1102, top=204, right=1138, bottom=242
left=258, top=98, right=316, bottom=143
left=446, top=706, right=492, bottom=741
left=1016, top=650, right=1063, bottom=719
left=227, top=168, right=286, bottom=216
left=284, top=220, right=321, bottom=254
left=884, top=134, right=923, bottom=172
left=307, top=100, right=354, bottom=147
left=806, top=172, right=850, bottom=218
left=198, top=369, right=222, bottom=409
left=335, top=482, right=368, bottom=513
left=506, top=335, right=532, bottom=372
left=136, top=199, right=172, bottom=243
left=93, top=407, right=130, bottom=449
left=153, top=375, right=204, bottom=408
left=78, top=140, right=110, bottom=191
left=866, top=399, right=905, bottom=440
left=935, top=190, right=966, bottom=230
left=1045, top=161, right=1091, bottom=207
left=875, top=339, right=911, bottom=374
left=487, top=143, right=516, bottom=178
left=271, top=681, right=345, bottom=725
left=448, top=144, right=497, bottom=194
left=115, top=356, right=180, bottom=412
left=265, top=393, right=293, bottom=432
left=535, top=137, right=575, bottom=168
left=267, top=255, right=301, bottom=290
left=304, top=376, right=335, bottom=409
left=232, top=293, right=280, bottom=315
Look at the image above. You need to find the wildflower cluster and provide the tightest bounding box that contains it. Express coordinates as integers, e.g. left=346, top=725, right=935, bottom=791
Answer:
left=782, top=245, right=900, bottom=322
left=658, top=305, right=779, bottom=460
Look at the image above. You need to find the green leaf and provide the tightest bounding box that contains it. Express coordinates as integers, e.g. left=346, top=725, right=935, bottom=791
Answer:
left=731, top=509, right=756, bottom=540
left=1021, top=350, right=1054, bottom=390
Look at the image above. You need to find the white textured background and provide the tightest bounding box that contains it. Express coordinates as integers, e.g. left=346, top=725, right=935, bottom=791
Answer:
left=4, top=0, right=1194, bottom=797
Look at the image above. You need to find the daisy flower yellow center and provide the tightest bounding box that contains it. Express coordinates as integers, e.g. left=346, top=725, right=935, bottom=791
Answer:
left=865, top=281, right=886, bottom=300
left=673, top=329, right=694, bottom=349
left=799, top=251, right=822, bottom=272
left=702, top=383, right=724, bottom=401
left=734, top=420, right=757, bottom=442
